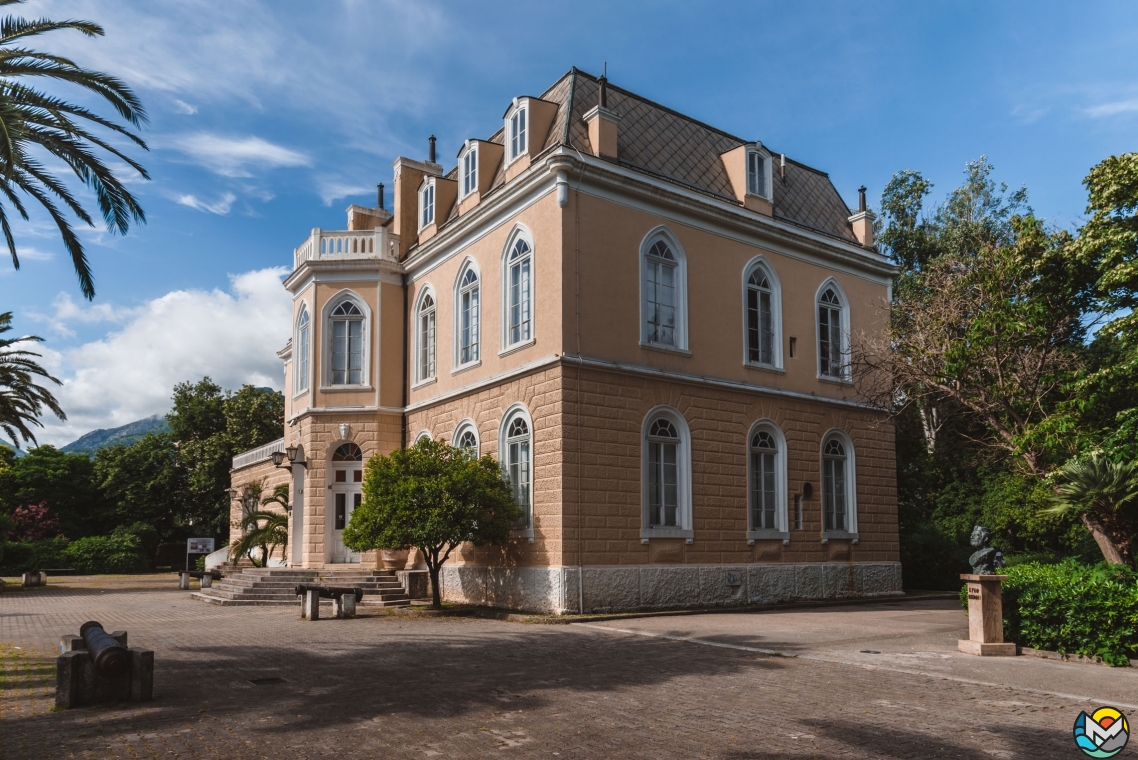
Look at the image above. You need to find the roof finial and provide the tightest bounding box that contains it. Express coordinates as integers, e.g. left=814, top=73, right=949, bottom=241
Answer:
left=858, top=185, right=867, bottom=213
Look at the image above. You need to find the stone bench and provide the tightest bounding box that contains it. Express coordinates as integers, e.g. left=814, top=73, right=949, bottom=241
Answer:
left=295, top=584, right=363, bottom=620
left=177, top=570, right=223, bottom=589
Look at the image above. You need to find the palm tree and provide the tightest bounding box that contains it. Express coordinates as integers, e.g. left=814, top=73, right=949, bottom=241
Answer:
left=0, top=311, right=63, bottom=446
left=1043, top=455, right=1138, bottom=566
left=0, top=1, right=149, bottom=300
left=230, top=484, right=290, bottom=567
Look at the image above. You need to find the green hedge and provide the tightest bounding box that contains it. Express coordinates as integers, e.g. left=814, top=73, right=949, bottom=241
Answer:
left=63, top=527, right=148, bottom=574
left=962, top=561, right=1138, bottom=666
left=0, top=537, right=69, bottom=575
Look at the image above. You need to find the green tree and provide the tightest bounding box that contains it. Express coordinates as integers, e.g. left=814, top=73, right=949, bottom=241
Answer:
left=1043, top=456, right=1138, bottom=566
left=0, top=0, right=149, bottom=300
left=343, top=438, right=521, bottom=609
left=0, top=311, right=64, bottom=446
left=93, top=432, right=186, bottom=564
left=229, top=484, right=289, bottom=568
left=0, top=444, right=107, bottom=536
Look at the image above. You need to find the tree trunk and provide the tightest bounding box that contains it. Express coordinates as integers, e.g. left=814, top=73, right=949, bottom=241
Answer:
left=1082, top=513, right=1127, bottom=565
left=429, top=564, right=442, bottom=609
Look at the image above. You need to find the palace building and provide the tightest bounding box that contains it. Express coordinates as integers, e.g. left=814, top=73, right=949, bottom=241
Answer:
left=227, top=68, right=901, bottom=613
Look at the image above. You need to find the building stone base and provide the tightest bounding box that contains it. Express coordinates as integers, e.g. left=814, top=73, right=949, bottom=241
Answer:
left=440, top=562, right=902, bottom=614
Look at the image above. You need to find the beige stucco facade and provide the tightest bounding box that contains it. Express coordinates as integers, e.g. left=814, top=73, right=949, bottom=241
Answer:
left=229, top=68, right=901, bottom=612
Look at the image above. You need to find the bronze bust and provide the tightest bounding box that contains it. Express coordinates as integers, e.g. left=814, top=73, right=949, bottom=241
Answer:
left=968, top=525, right=998, bottom=575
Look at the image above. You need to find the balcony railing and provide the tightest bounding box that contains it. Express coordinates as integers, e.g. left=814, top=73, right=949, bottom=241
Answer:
left=232, top=438, right=284, bottom=470
left=293, top=228, right=399, bottom=270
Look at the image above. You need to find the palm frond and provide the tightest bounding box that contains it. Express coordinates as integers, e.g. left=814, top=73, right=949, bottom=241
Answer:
left=0, top=310, right=64, bottom=446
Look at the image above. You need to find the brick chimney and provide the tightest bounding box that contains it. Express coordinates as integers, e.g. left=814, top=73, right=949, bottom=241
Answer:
left=848, top=186, right=875, bottom=248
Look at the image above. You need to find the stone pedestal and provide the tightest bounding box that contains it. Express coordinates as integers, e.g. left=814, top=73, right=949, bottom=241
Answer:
left=335, top=594, right=356, bottom=619
left=200, top=574, right=213, bottom=589
left=55, top=630, right=152, bottom=709
left=179, top=572, right=190, bottom=590
left=302, top=588, right=320, bottom=620
left=22, top=571, right=46, bottom=587
left=958, top=574, right=1017, bottom=656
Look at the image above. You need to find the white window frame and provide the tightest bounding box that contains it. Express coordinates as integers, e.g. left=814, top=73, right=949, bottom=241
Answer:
left=499, top=403, right=534, bottom=539
left=414, top=286, right=436, bottom=386
left=746, top=420, right=789, bottom=543
left=453, top=258, right=481, bottom=371
left=741, top=256, right=783, bottom=371
left=460, top=142, right=479, bottom=198
left=640, top=406, right=693, bottom=542
left=639, top=226, right=689, bottom=354
left=452, top=419, right=480, bottom=458
left=294, top=303, right=311, bottom=396
left=820, top=428, right=858, bottom=543
left=321, top=291, right=371, bottom=389
left=500, top=225, right=535, bottom=353
left=746, top=145, right=773, bottom=200
left=505, top=99, right=528, bottom=165
left=815, top=278, right=851, bottom=383
left=414, top=430, right=432, bottom=445
left=419, top=179, right=435, bottom=230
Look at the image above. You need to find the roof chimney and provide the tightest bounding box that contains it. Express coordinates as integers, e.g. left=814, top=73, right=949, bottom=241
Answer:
left=584, top=73, right=619, bottom=160
left=599, top=75, right=608, bottom=108
left=848, top=185, right=875, bottom=248
left=428, top=135, right=436, bottom=164
left=377, top=183, right=385, bottom=210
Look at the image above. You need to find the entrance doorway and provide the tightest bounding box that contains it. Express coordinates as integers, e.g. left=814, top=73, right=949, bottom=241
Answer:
left=329, top=442, right=363, bottom=564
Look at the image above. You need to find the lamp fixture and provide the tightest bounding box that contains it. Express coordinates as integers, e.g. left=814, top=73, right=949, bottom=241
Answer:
left=271, top=450, right=288, bottom=469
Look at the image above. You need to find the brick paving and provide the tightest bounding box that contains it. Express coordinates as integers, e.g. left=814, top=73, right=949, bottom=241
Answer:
left=0, top=575, right=1088, bottom=758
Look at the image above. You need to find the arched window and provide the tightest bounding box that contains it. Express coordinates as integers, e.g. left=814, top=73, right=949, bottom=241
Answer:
left=747, top=151, right=766, bottom=197
left=414, top=430, right=432, bottom=445
left=641, top=408, right=693, bottom=539
left=416, top=291, right=436, bottom=383
left=462, top=145, right=478, bottom=197
left=330, top=300, right=364, bottom=385
left=507, top=102, right=528, bottom=163
left=332, top=443, right=363, bottom=461
left=295, top=307, right=310, bottom=394
left=818, top=284, right=847, bottom=380
left=505, top=236, right=532, bottom=347
left=821, top=432, right=857, bottom=539
left=456, top=265, right=480, bottom=366
left=747, top=422, right=788, bottom=540
left=500, top=406, right=532, bottom=530
left=420, top=180, right=435, bottom=229
left=640, top=229, right=688, bottom=351
left=453, top=420, right=479, bottom=457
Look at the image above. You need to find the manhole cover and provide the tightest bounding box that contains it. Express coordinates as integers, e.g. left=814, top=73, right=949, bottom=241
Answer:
left=859, top=650, right=881, bottom=654
left=248, top=677, right=287, bottom=686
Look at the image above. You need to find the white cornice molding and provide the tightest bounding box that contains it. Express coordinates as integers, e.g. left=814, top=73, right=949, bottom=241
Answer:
left=404, top=354, right=562, bottom=413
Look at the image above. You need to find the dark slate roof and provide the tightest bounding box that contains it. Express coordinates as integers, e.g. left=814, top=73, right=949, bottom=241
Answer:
left=444, top=68, right=858, bottom=244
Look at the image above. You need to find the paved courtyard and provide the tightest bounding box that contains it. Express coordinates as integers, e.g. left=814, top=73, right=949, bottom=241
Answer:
left=1, top=575, right=1133, bottom=759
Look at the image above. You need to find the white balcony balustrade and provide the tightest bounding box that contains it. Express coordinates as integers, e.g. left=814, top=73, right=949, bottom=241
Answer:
left=292, top=228, right=400, bottom=270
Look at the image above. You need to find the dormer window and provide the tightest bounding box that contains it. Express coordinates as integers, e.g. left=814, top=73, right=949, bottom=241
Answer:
left=747, top=151, right=766, bottom=197
left=508, top=104, right=527, bottom=162
left=420, top=181, right=435, bottom=229
left=462, top=146, right=478, bottom=197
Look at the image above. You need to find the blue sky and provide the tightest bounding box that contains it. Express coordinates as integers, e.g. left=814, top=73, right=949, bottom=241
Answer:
left=3, top=0, right=1137, bottom=446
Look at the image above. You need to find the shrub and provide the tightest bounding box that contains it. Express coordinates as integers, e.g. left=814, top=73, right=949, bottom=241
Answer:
left=62, top=527, right=147, bottom=574
left=0, top=537, right=69, bottom=573
left=962, top=560, right=1138, bottom=666
left=9, top=501, right=62, bottom=540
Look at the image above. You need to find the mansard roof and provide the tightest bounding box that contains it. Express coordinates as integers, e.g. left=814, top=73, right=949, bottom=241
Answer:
left=444, top=68, right=859, bottom=244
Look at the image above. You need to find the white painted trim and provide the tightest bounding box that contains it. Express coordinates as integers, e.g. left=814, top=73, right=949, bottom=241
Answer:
left=500, top=223, right=536, bottom=352
left=413, top=284, right=437, bottom=384
left=418, top=177, right=436, bottom=231
left=814, top=277, right=852, bottom=383
left=453, top=257, right=482, bottom=371
left=504, top=98, right=529, bottom=166
left=745, top=143, right=774, bottom=202
left=745, top=419, right=789, bottom=540
left=740, top=255, right=784, bottom=371
left=414, top=429, right=432, bottom=444
left=641, top=405, right=693, bottom=540
left=498, top=337, right=536, bottom=358
left=320, top=289, right=372, bottom=389
left=292, top=300, right=312, bottom=399
left=459, top=141, right=478, bottom=199
left=406, top=353, right=560, bottom=413
left=499, top=402, right=535, bottom=533
left=452, top=418, right=480, bottom=457
left=639, top=225, right=689, bottom=352
left=820, top=427, right=858, bottom=541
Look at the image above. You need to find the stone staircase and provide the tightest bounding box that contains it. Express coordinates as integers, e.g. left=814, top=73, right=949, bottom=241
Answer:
left=192, top=566, right=412, bottom=608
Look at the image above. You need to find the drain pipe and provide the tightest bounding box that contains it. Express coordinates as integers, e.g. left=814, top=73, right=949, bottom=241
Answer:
left=401, top=272, right=409, bottom=448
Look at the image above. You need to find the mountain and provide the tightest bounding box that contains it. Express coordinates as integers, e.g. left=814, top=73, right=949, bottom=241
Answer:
left=61, top=414, right=170, bottom=455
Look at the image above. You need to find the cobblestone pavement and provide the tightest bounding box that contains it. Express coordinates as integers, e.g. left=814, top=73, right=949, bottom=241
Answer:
left=0, top=575, right=1102, bottom=759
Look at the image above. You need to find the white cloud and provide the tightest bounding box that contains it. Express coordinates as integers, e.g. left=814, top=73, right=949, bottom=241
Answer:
left=172, top=99, right=198, bottom=115
left=166, top=133, right=311, bottom=178
left=176, top=192, right=238, bottom=215
left=317, top=178, right=375, bottom=206
left=32, top=268, right=292, bottom=447
left=17, top=246, right=54, bottom=262
left=1084, top=98, right=1138, bottom=118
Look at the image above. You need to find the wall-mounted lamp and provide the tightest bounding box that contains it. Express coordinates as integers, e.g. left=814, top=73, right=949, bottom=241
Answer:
left=272, top=445, right=307, bottom=471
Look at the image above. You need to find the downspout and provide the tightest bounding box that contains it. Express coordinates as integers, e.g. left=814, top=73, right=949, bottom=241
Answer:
left=401, top=272, right=409, bottom=448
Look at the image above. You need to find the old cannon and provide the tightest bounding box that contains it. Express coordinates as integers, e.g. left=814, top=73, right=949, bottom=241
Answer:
left=294, top=584, right=363, bottom=620
left=79, top=620, right=131, bottom=678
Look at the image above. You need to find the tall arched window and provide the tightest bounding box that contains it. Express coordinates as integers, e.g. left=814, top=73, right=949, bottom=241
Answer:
left=295, top=307, right=310, bottom=394
left=747, top=422, right=788, bottom=540
left=456, top=265, right=480, bottom=366
left=818, top=284, right=847, bottom=379
left=505, top=236, right=532, bottom=347
left=500, top=406, right=532, bottom=530
left=641, top=407, right=693, bottom=540
left=640, top=229, right=688, bottom=351
left=821, top=431, right=857, bottom=539
left=416, top=291, right=436, bottom=383
left=330, top=300, right=364, bottom=385
left=453, top=420, right=479, bottom=457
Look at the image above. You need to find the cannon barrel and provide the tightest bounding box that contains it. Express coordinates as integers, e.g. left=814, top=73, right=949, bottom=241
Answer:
left=79, top=621, right=130, bottom=678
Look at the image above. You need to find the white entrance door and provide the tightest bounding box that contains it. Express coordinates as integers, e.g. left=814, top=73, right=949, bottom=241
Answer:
left=329, top=464, right=362, bottom=564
